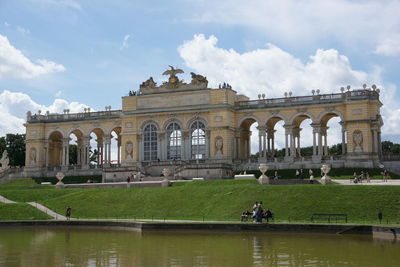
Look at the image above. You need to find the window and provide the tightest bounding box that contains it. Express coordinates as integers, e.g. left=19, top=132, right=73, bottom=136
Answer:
left=191, top=121, right=206, bottom=159
left=167, top=122, right=181, bottom=160
left=143, top=124, right=157, bottom=161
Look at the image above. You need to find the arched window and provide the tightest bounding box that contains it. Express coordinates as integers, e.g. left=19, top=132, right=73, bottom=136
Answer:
left=167, top=122, right=181, bottom=160
left=191, top=121, right=206, bottom=159
left=143, top=124, right=158, bottom=161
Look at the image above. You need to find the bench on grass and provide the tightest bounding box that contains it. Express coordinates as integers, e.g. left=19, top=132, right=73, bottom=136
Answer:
left=311, top=213, right=347, bottom=223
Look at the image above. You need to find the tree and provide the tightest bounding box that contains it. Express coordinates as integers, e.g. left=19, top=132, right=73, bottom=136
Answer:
left=1, top=134, right=26, bottom=166
left=69, top=144, right=77, bottom=165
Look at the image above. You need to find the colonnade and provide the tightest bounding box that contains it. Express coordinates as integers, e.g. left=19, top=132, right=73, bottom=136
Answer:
left=236, top=121, right=347, bottom=160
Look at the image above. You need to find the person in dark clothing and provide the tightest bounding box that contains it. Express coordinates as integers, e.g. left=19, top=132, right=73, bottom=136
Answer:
left=264, top=209, right=274, bottom=222
left=66, top=207, right=72, bottom=220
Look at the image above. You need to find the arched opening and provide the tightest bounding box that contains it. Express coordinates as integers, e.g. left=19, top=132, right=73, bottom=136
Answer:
left=167, top=122, right=182, bottom=160
left=48, top=131, right=63, bottom=167
left=90, top=128, right=105, bottom=166
left=68, top=129, right=83, bottom=166
left=110, top=127, right=122, bottom=165
left=292, top=114, right=313, bottom=158
left=320, top=114, right=343, bottom=156
left=190, top=120, right=206, bottom=159
left=239, top=118, right=259, bottom=160
left=266, top=117, right=285, bottom=158
left=143, top=124, right=158, bottom=161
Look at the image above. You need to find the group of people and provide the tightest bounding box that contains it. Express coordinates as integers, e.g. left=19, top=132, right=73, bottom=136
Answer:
left=128, top=90, right=138, bottom=96
left=352, top=170, right=389, bottom=183
left=241, top=201, right=274, bottom=223
left=127, top=172, right=142, bottom=183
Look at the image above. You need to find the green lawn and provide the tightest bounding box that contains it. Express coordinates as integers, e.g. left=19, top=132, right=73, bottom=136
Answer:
left=0, top=203, right=52, bottom=220
left=1, top=178, right=399, bottom=224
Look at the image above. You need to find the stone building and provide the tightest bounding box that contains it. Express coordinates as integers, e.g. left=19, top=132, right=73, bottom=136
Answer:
left=23, top=67, right=383, bottom=180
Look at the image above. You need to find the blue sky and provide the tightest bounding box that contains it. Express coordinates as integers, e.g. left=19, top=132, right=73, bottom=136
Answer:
left=1, top=0, right=400, bottom=145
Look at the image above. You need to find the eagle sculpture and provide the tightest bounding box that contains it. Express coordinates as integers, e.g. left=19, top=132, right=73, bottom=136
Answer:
left=162, top=65, right=184, bottom=76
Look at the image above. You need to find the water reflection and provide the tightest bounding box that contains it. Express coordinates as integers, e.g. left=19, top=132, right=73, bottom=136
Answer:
left=0, top=227, right=399, bottom=267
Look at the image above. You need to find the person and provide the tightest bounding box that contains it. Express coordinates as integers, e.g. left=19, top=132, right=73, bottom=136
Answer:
left=66, top=207, right=72, bottom=220
left=378, top=210, right=383, bottom=224
left=300, top=169, right=304, bottom=179
left=126, top=176, right=130, bottom=183
left=383, top=170, right=388, bottom=182
left=264, top=209, right=274, bottom=222
left=295, top=169, right=299, bottom=178
left=133, top=173, right=137, bottom=182
left=255, top=202, right=263, bottom=223
left=309, top=174, right=314, bottom=184
left=274, top=170, right=278, bottom=179
left=366, top=172, right=371, bottom=183
left=353, top=172, right=357, bottom=183
left=241, top=211, right=252, bottom=222
left=252, top=202, right=259, bottom=220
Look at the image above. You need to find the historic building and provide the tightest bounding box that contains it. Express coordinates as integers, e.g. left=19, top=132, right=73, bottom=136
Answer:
left=23, top=67, right=383, bottom=180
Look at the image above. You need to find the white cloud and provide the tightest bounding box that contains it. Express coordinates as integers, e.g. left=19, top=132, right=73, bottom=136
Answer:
left=375, top=35, right=400, bottom=56
left=0, top=90, right=90, bottom=136
left=0, top=34, right=66, bottom=79
left=178, top=34, right=367, bottom=97
left=178, top=34, right=400, bottom=150
left=16, top=26, right=30, bottom=36
left=120, top=34, right=130, bottom=50
left=32, top=0, right=82, bottom=11
left=187, top=0, right=400, bottom=53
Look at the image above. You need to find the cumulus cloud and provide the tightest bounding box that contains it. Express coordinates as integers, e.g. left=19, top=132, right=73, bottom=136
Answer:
left=375, top=35, right=400, bottom=56
left=187, top=0, right=400, bottom=53
left=0, top=34, right=66, bottom=79
left=178, top=34, right=399, bottom=150
left=0, top=90, right=90, bottom=136
left=178, top=34, right=367, bottom=97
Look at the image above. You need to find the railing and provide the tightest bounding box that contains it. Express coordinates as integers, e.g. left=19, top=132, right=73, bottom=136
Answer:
left=381, top=154, right=400, bottom=161
left=235, top=89, right=380, bottom=109
left=27, top=110, right=122, bottom=123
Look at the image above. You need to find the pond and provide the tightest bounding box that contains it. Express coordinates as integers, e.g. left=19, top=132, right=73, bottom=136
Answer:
left=0, top=227, right=399, bottom=266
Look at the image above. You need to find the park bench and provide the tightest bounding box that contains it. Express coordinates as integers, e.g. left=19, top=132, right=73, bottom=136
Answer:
left=311, top=213, right=347, bottom=223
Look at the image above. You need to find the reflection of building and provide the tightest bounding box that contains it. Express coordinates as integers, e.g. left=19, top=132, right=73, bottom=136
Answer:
left=24, top=68, right=383, bottom=180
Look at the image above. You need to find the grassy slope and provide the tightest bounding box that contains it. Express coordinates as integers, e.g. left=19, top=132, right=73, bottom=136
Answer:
left=1, top=179, right=399, bottom=224
left=0, top=203, right=52, bottom=220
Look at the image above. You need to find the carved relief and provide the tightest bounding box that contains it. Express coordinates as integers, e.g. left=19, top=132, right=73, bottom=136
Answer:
left=353, top=130, right=363, bottom=152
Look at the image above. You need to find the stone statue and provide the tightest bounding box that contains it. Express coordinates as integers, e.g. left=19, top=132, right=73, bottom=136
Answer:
left=162, top=65, right=184, bottom=88
left=215, top=137, right=223, bottom=158
left=353, top=131, right=363, bottom=152
left=125, top=142, right=133, bottom=160
left=190, top=72, right=208, bottom=87
left=140, top=77, right=157, bottom=89
left=0, top=151, right=10, bottom=171
left=30, top=148, right=37, bottom=165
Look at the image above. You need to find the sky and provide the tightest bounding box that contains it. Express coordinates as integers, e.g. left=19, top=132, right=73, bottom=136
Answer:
left=1, top=0, right=400, bottom=153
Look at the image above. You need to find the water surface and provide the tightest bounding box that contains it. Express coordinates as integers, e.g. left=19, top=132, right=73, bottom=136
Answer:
left=0, top=227, right=399, bottom=266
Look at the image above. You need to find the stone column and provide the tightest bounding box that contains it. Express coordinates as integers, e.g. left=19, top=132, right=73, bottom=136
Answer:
left=62, top=138, right=69, bottom=166
left=83, top=136, right=91, bottom=167
left=372, top=128, right=379, bottom=154
left=137, top=134, right=142, bottom=162
left=257, top=126, right=266, bottom=158
left=44, top=142, right=49, bottom=167
left=284, top=130, right=289, bottom=157
left=342, top=130, right=346, bottom=155
left=378, top=130, right=382, bottom=156
left=312, top=131, right=317, bottom=156
left=290, top=132, right=295, bottom=157
left=321, top=127, right=328, bottom=156
left=157, top=131, right=164, bottom=161
left=97, top=138, right=103, bottom=165
left=318, top=129, right=323, bottom=156
left=117, top=135, right=121, bottom=164
left=104, top=136, right=111, bottom=165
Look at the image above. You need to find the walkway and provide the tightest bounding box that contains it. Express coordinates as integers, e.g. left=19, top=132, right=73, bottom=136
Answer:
left=332, top=179, right=400, bottom=186
left=0, top=194, right=67, bottom=220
